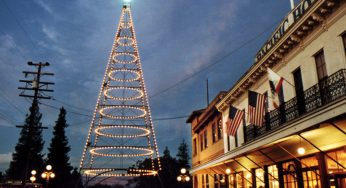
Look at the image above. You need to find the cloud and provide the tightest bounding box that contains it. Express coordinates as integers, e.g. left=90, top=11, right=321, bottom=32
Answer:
left=0, top=152, right=12, bottom=164
left=35, top=0, right=55, bottom=17
left=42, top=24, right=59, bottom=42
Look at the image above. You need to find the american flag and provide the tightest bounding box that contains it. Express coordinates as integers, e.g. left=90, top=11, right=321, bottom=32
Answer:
left=226, top=106, right=245, bottom=136
left=248, top=91, right=266, bottom=127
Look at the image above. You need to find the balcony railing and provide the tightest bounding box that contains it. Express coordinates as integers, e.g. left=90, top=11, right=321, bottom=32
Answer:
left=245, top=69, right=346, bottom=142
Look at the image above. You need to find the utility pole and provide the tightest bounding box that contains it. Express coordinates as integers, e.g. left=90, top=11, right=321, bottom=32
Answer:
left=17, top=61, right=54, bottom=186
left=206, top=79, right=210, bottom=106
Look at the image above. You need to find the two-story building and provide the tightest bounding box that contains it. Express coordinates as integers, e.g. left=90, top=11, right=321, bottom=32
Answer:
left=187, top=0, right=346, bottom=187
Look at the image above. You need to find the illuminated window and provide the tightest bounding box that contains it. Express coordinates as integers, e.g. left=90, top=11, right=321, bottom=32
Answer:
left=217, top=119, right=223, bottom=140
left=326, top=149, right=346, bottom=173
left=236, top=172, right=244, bottom=188
left=244, top=171, right=252, bottom=188
left=301, top=156, right=321, bottom=188
left=214, top=174, right=227, bottom=188
left=267, top=165, right=279, bottom=188
left=282, top=161, right=298, bottom=188
left=255, top=168, right=265, bottom=188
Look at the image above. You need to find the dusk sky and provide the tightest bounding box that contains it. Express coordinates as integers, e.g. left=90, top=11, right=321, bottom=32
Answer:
left=0, top=0, right=297, bottom=172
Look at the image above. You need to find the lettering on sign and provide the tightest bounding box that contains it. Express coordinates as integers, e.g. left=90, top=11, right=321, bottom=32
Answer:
left=254, top=0, right=317, bottom=63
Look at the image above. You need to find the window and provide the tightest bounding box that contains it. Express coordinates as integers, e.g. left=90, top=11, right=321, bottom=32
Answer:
left=200, top=129, right=208, bottom=151
left=214, top=174, right=227, bottom=188
left=267, top=165, right=279, bottom=188
left=282, top=161, right=298, bottom=188
left=206, top=174, right=210, bottom=188
left=314, top=50, right=327, bottom=81
left=204, top=130, right=208, bottom=149
left=301, top=156, right=321, bottom=188
left=217, top=119, right=223, bottom=140
left=193, top=138, right=197, bottom=156
left=200, top=134, right=204, bottom=151
left=234, top=172, right=252, bottom=188
left=212, top=123, right=217, bottom=143
left=326, top=149, right=346, bottom=173
left=342, top=32, right=346, bottom=55
left=213, top=119, right=223, bottom=144
left=236, top=172, right=244, bottom=188
left=255, top=168, right=265, bottom=188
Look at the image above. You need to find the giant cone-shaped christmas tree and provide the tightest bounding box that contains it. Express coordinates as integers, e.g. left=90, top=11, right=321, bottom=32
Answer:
left=80, top=3, right=161, bottom=180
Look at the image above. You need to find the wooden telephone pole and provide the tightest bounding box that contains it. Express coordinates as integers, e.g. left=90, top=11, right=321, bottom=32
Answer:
left=17, top=61, right=54, bottom=186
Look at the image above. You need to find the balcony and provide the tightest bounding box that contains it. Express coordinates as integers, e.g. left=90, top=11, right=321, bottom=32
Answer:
left=245, top=69, right=346, bottom=142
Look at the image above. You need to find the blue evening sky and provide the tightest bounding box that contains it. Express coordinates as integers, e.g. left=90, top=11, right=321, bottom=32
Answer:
left=0, top=0, right=296, bottom=171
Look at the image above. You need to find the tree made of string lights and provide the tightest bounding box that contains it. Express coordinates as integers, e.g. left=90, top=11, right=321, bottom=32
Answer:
left=80, top=3, right=161, bottom=181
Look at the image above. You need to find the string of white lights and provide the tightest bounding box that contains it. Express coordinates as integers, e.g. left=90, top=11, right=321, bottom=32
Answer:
left=81, top=4, right=161, bottom=178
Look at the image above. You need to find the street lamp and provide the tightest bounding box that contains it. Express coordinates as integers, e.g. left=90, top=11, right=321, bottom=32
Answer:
left=30, top=170, right=37, bottom=184
left=177, top=168, right=190, bottom=183
left=41, top=165, right=55, bottom=187
left=225, top=168, right=231, bottom=188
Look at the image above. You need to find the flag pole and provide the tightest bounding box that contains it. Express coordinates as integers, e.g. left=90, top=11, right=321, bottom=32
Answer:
left=290, top=0, right=295, bottom=10
left=283, top=78, right=295, bottom=88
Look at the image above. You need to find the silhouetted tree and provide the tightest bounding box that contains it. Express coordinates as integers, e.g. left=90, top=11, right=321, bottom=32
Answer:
left=176, top=139, right=190, bottom=168
left=7, top=104, right=45, bottom=181
left=131, top=146, right=182, bottom=188
left=46, top=107, right=73, bottom=188
left=71, top=168, right=83, bottom=188
left=0, top=171, right=4, bottom=183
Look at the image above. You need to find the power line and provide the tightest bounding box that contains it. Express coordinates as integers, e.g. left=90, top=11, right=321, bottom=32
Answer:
left=35, top=21, right=280, bottom=124
left=40, top=102, right=93, bottom=117
left=148, top=20, right=280, bottom=99
left=52, top=97, right=92, bottom=113
left=1, top=0, right=37, bottom=49
left=0, top=90, right=26, bottom=115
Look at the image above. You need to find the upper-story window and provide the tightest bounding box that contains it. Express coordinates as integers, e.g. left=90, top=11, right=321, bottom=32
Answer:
left=199, top=129, right=208, bottom=151
left=314, top=50, right=327, bottom=81
left=204, top=130, right=208, bottom=149
left=193, top=138, right=197, bottom=156
left=217, top=119, right=222, bottom=140
left=342, top=32, right=346, bottom=55
left=200, top=134, right=204, bottom=151
left=212, top=122, right=217, bottom=143
left=212, top=119, right=223, bottom=144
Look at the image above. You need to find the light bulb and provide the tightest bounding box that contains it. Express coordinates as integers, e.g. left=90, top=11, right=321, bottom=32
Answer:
left=46, top=165, right=52, bottom=171
left=180, top=168, right=187, bottom=174
left=297, top=147, right=305, bottom=155
left=226, top=168, right=231, bottom=174
left=30, top=176, right=36, bottom=182
left=31, top=170, right=36, bottom=175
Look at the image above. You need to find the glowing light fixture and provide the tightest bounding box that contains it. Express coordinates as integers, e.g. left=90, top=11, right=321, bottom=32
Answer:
left=297, top=147, right=305, bottom=155
left=180, top=168, right=187, bottom=174
left=226, top=168, right=231, bottom=174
